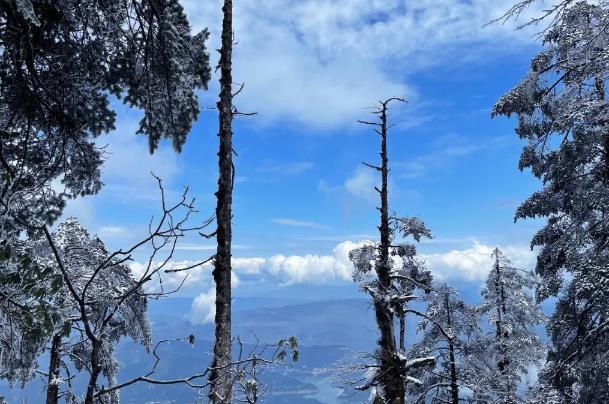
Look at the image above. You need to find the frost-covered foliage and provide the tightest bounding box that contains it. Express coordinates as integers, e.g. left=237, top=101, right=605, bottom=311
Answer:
left=406, top=284, right=479, bottom=403
left=0, top=240, right=64, bottom=383
left=350, top=216, right=432, bottom=308
left=494, top=1, right=609, bottom=400
left=0, top=0, right=208, bottom=390
left=471, top=248, right=545, bottom=402
left=36, top=218, right=151, bottom=401
left=349, top=217, right=434, bottom=399
left=1, top=218, right=152, bottom=398
left=0, top=0, right=210, bottom=234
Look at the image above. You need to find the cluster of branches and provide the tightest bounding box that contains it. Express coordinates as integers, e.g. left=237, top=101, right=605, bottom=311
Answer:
left=493, top=1, right=609, bottom=401
left=342, top=245, right=545, bottom=404
left=341, top=97, right=547, bottom=404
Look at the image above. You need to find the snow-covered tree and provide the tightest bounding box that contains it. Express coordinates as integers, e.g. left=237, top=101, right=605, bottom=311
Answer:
left=348, top=98, right=435, bottom=403
left=0, top=1, right=211, bottom=390
left=0, top=0, right=211, bottom=242
left=494, top=1, right=609, bottom=399
left=0, top=239, right=64, bottom=385
left=406, top=284, right=479, bottom=404
left=1, top=178, right=213, bottom=403
left=473, top=248, right=545, bottom=403
left=34, top=219, right=152, bottom=404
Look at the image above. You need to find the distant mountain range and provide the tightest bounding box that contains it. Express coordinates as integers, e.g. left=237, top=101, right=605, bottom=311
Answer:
left=1, top=280, right=507, bottom=403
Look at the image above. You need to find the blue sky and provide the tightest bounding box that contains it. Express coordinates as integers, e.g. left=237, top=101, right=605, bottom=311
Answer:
left=60, top=0, right=550, bottom=322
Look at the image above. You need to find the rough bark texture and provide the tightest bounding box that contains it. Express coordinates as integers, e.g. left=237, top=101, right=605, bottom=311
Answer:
left=209, top=0, right=234, bottom=402
left=45, top=333, right=62, bottom=404
left=370, top=99, right=405, bottom=403
left=445, top=294, right=459, bottom=404
left=397, top=304, right=405, bottom=352
left=85, top=340, right=101, bottom=404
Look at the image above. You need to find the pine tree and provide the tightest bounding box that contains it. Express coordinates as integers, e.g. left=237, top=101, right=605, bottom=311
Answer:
left=474, top=248, right=545, bottom=403
left=35, top=219, right=152, bottom=403
left=494, top=1, right=609, bottom=399
left=349, top=98, right=435, bottom=403
left=406, top=284, right=479, bottom=404
left=0, top=2, right=211, bottom=387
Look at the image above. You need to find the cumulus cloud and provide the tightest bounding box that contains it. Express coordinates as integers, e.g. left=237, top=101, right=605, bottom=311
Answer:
left=181, top=0, right=544, bottom=129
left=345, top=167, right=379, bottom=203
left=183, top=241, right=536, bottom=324
left=129, top=260, right=240, bottom=293
left=422, top=241, right=536, bottom=281
left=189, top=288, right=216, bottom=325
left=234, top=240, right=369, bottom=285
left=131, top=241, right=536, bottom=295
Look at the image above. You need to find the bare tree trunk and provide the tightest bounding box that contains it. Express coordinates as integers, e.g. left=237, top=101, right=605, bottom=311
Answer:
left=444, top=294, right=459, bottom=404
left=372, top=99, right=404, bottom=403
left=397, top=304, right=405, bottom=352
left=209, top=0, right=234, bottom=402
left=46, top=333, right=62, bottom=404
left=85, top=340, right=102, bottom=404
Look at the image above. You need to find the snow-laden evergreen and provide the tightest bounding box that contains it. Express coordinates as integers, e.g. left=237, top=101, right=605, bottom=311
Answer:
left=406, top=284, right=479, bottom=403
left=470, top=248, right=545, bottom=403
left=494, top=1, right=609, bottom=400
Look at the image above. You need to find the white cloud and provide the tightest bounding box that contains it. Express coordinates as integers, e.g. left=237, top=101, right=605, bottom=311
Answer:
left=232, top=257, right=266, bottom=275
left=345, top=167, right=379, bottom=203
left=182, top=0, right=545, bottom=129
left=188, top=274, right=242, bottom=325
left=97, top=110, right=181, bottom=202
left=422, top=241, right=536, bottom=282
left=130, top=241, right=536, bottom=291
left=272, top=218, right=330, bottom=229
left=340, top=165, right=420, bottom=205
left=130, top=258, right=243, bottom=294
left=189, top=288, right=216, bottom=325
left=265, top=240, right=367, bottom=285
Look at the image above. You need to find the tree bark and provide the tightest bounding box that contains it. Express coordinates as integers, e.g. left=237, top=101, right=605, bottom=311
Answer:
left=372, top=99, right=403, bottom=403
left=46, top=333, right=62, bottom=404
left=397, top=304, right=405, bottom=352
left=85, top=340, right=102, bottom=404
left=209, top=0, right=234, bottom=402
left=445, top=294, right=459, bottom=404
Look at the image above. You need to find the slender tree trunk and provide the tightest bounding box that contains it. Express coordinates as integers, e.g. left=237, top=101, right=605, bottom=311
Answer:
left=372, top=100, right=403, bottom=403
left=209, top=0, right=234, bottom=402
left=85, top=340, right=102, bottom=404
left=397, top=304, right=405, bottom=352
left=444, top=294, right=459, bottom=404
left=46, top=333, right=62, bottom=404
left=493, top=251, right=506, bottom=373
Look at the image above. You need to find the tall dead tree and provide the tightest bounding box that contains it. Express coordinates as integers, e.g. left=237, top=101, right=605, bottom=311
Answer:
left=209, top=0, right=234, bottom=402
left=349, top=99, right=435, bottom=399
left=360, top=97, right=407, bottom=403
